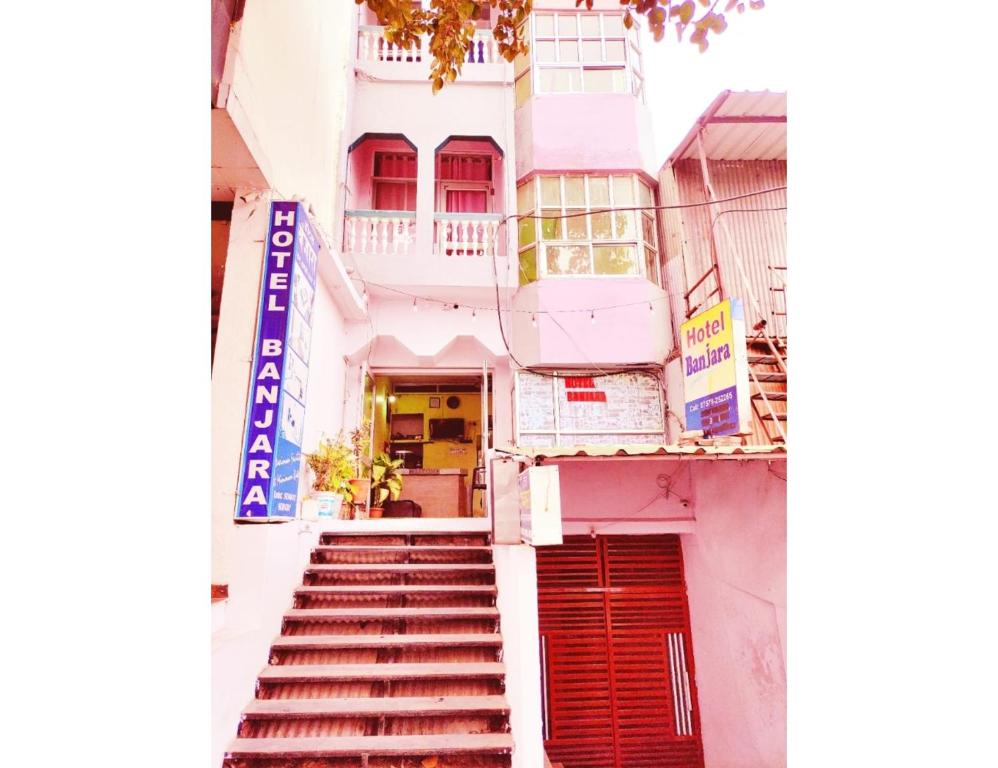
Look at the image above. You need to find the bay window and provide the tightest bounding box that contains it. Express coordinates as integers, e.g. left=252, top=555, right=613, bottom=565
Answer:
left=517, top=174, right=659, bottom=284
left=514, top=11, right=644, bottom=107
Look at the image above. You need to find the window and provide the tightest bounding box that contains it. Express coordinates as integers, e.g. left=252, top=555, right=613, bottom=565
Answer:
left=373, top=152, right=417, bottom=211
left=517, top=174, right=659, bottom=284
left=515, top=11, right=644, bottom=106
left=438, top=154, right=493, bottom=213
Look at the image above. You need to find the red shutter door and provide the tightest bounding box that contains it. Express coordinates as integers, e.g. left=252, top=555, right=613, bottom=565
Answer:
left=537, top=535, right=704, bottom=768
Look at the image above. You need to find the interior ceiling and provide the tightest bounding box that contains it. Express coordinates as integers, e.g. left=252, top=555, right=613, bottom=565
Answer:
left=383, top=374, right=483, bottom=386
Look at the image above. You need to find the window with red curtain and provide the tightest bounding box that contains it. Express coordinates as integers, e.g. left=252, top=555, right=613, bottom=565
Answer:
left=373, top=152, right=417, bottom=211
left=439, top=154, right=492, bottom=214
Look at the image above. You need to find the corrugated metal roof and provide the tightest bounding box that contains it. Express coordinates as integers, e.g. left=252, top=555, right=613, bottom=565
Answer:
left=665, top=90, right=787, bottom=164
left=513, top=443, right=786, bottom=459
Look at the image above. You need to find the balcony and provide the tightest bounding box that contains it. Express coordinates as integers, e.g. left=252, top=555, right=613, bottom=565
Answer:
left=344, top=210, right=416, bottom=257
left=434, top=213, right=504, bottom=257
left=355, top=26, right=508, bottom=83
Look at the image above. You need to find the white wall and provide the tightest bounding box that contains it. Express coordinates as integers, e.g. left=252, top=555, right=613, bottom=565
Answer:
left=300, top=276, right=349, bottom=454
left=493, top=544, right=544, bottom=768
left=211, top=520, right=322, bottom=768
left=223, top=0, right=353, bottom=231
left=212, top=191, right=272, bottom=585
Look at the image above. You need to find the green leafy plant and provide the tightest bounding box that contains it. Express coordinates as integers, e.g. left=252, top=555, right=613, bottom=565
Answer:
left=370, top=452, right=404, bottom=507
left=303, top=435, right=356, bottom=502
left=349, top=421, right=372, bottom=477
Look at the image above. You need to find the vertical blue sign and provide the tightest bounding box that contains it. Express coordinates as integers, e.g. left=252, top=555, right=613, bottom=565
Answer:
left=235, top=201, right=318, bottom=520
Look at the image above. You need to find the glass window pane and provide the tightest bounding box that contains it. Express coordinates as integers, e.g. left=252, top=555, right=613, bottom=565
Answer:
left=605, top=40, right=626, bottom=61
left=558, top=40, right=579, bottom=62
left=589, top=176, right=610, bottom=206
left=518, top=217, right=536, bottom=247
left=602, top=13, right=624, bottom=35
left=580, top=15, right=600, bottom=36
left=540, top=212, right=562, bottom=240
left=517, top=181, right=535, bottom=214
left=540, top=177, right=561, bottom=205
left=539, top=68, right=579, bottom=92
left=566, top=211, right=588, bottom=240
left=546, top=245, right=591, bottom=275
left=519, top=247, right=537, bottom=285
left=535, top=40, right=556, bottom=63
left=638, top=179, right=653, bottom=206
left=564, top=177, right=585, bottom=206
left=614, top=210, right=636, bottom=239
left=583, top=67, right=626, bottom=93
left=594, top=245, right=638, bottom=275
left=644, top=246, right=658, bottom=283
left=590, top=212, right=612, bottom=240
left=535, top=14, right=554, bottom=36
left=514, top=72, right=531, bottom=107
left=581, top=39, right=603, bottom=63
left=612, top=175, right=635, bottom=205
left=641, top=213, right=655, bottom=244
left=557, top=14, right=577, bottom=37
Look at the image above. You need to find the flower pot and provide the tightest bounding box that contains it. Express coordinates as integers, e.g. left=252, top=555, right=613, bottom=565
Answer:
left=349, top=477, right=371, bottom=502
left=369, top=507, right=384, bottom=519
left=313, top=491, right=343, bottom=519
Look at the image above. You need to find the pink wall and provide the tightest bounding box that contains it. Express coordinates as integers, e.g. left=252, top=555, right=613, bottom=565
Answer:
left=684, top=460, right=787, bottom=768
left=515, top=94, right=658, bottom=181
left=510, top=277, right=673, bottom=366
left=546, top=456, right=787, bottom=767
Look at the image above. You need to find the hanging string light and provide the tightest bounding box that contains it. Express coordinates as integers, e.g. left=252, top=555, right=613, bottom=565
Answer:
left=531, top=313, right=537, bottom=328
left=412, top=298, right=418, bottom=313
left=590, top=310, right=596, bottom=325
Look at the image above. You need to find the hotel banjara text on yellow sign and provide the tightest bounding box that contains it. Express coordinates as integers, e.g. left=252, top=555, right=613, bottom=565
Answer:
left=679, top=298, right=752, bottom=438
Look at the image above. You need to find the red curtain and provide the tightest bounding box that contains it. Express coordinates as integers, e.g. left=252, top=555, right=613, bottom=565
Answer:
left=440, top=155, right=491, bottom=181
left=445, top=189, right=488, bottom=213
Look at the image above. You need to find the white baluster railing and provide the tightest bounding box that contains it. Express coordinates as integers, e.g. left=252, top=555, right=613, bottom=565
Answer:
left=358, top=26, right=423, bottom=63
left=344, top=211, right=416, bottom=256
left=467, top=30, right=500, bottom=64
left=434, top=214, right=502, bottom=257
left=358, top=27, right=500, bottom=65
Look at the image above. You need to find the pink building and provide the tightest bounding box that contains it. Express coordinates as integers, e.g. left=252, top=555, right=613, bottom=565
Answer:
left=211, top=3, right=786, bottom=767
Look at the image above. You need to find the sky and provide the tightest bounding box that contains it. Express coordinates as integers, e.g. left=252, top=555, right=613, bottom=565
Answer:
left=641, top=0, right=787, bottom=167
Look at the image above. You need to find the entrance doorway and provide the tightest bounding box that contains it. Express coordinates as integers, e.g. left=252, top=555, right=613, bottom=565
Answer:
left=536, top=534, right=704, bottom=768
left=366, top=371, right=492, bottom=518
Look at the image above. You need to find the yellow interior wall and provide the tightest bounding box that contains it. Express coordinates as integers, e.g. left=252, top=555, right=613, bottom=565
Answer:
left=372, top=377, right=391, bottom=456
left=389, top=391, right=492, bottom=470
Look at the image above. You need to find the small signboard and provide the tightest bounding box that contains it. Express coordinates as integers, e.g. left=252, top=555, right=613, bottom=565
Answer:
left=518, top=466, right=562, bottom=546
left=679, top=298, right=751, bottom=438
left=235, top=201, right=319, bottom=520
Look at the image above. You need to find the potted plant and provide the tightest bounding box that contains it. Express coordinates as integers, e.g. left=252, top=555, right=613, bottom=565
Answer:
left=347, top=422, right=372, bottom=515
left=368, top=452, right=404, bottom=519
left=303, top=435, right=355, bottom=519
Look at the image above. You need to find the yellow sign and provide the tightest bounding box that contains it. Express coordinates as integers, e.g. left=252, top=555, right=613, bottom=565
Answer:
left=679, top=299, right=751, bottom=437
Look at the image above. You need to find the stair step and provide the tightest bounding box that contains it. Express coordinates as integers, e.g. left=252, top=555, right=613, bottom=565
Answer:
left=760, top=413, right=788, bottom=421
left=242, top=695, right=510, bottom=719
left=748, top=355, right=785, bottom=365
left=305, top=563, right=494, bottom=573
left=284, top=607, right=499, bottom=622
left=226, top=732, right=513, bottom=759
left=314, top=545, right=492, bottom=554
left=270, top=633, right=504, bottom=651
left=295, top=585, right=497, bottom=596
left=753, top=371, right=787, bottom=383
left=752, top=391, right=787, bottom=401
left=257, top=662, right=506, bottom=683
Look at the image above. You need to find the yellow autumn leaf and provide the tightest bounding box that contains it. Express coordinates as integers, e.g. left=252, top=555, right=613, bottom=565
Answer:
left=421, top=757, right=439, bottom=768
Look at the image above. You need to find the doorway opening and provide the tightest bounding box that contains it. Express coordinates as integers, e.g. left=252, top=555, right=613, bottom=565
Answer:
left=365, top=371, right=493, bottom=519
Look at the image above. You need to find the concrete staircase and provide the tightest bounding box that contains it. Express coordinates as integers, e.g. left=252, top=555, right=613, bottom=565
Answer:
left=223, top=531, right=512, bottom=768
